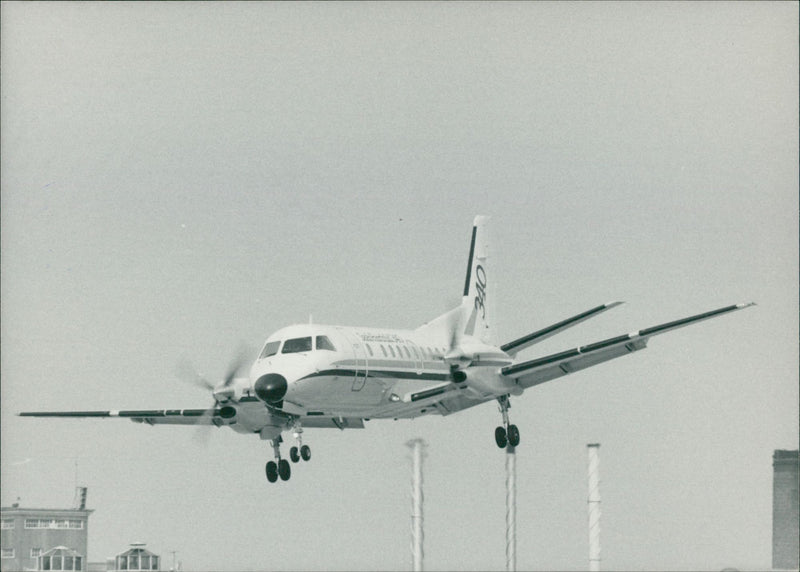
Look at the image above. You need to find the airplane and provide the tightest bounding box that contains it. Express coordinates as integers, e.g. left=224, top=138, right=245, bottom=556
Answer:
left=20, top=216, right=754, bottom=483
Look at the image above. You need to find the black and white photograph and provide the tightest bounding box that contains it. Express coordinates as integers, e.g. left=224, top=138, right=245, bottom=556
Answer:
left=2, top=3, right=797, bottom=571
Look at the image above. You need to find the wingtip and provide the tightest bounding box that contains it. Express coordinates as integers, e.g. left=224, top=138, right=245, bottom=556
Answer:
left=605, top=300, right=625, bottom=308
left=737, top=301, right=757, bottom=309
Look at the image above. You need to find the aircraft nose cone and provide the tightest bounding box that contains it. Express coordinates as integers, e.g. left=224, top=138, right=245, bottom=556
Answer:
left=254, top=373, right=288, bottom=403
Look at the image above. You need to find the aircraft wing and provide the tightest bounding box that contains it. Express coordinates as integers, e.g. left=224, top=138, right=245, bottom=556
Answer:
left=18, top=407, right=367, bottom=430
left=500, top=301, right=623, bottom=356
left=503, top=303, right=755, bottom=389
left=18, top=409, right=222, bottom=425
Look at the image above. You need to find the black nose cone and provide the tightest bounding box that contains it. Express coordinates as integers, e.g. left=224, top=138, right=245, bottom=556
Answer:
left=254, top=374, right=288, bottom=403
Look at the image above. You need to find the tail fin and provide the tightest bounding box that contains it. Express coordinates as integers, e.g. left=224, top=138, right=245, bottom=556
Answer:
left=417, top=216, right=495, bottom=345
left=461, top=215, right=493, bottom=344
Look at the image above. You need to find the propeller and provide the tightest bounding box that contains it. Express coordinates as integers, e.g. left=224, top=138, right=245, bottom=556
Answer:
left=174, top=345, right=251, bottom=441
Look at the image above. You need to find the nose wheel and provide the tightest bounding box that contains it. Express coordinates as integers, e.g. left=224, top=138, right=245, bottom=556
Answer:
left=495, top=395, right=520, bottom=449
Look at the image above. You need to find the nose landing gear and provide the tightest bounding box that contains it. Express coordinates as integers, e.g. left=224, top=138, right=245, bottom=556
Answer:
left=494, top=395, right=520, bottom=449
left=288, top=425, right=312, bottom=464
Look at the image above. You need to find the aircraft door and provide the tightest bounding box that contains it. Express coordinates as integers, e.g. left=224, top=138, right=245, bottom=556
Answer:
left=343, top=331, right=368, bottom=391
left=409, top=340, right=424, bottom=375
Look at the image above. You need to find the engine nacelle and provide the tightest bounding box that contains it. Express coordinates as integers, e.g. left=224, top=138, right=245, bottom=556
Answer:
left=452, top=367, right=520, bottom=397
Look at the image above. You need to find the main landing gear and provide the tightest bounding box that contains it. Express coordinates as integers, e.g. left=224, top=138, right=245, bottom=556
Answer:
left=494, top=394, right=520, bottom=449
left=265, top=427, right=311, bottom=484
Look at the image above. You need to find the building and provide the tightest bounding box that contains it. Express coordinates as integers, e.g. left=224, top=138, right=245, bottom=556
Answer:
left=772, top=449, right=799, bottom=571
left=1, top=488, right=92, bottom=572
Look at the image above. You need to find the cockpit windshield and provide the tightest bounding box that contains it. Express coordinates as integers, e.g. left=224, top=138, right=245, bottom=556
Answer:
left=258, top=333, right=338, bottom=359
left=259, top=341, right=281, bottom=359
left=282, top=336, right=312, bottom=354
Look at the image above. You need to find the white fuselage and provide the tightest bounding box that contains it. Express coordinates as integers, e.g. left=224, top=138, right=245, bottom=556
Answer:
left=245, top=323, right=514, bottom=420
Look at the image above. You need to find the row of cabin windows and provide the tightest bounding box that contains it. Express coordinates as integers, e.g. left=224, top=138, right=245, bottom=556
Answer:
left=259, top=336, right=337, bottom=359
left=364, top=343, right=446, bottom=361
left=259, top=336, right=447, bottom=362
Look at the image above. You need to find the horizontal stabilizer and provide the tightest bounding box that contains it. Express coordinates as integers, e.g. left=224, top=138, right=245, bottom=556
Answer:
left=501, top=301, right=623, bottom=356
left=503, top=302, right=754, bottom=389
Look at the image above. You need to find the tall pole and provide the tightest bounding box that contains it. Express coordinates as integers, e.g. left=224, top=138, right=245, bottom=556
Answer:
left=406, top=438, right=427, bottom=572
left=587, top=444, right=601, bottom=572
left=506, top=445, right=517, bottom=572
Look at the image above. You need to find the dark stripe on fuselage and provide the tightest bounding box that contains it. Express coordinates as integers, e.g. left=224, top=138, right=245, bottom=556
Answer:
left=463, top=225, right=478, bottom=296
left=300, top=369, right=451, bottom=383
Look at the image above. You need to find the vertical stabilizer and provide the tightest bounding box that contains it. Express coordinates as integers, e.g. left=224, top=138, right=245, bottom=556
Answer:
left=462, top=215, right=494, bottom=344
left=417, top=216, right=495, bottom=345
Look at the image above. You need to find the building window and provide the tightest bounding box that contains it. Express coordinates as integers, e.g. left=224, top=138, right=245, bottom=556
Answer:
left=31, top=548, right=43, bottom=558
left=0, top=519, right=13, bottom=529
left=1, top=548, right=14, bottom=558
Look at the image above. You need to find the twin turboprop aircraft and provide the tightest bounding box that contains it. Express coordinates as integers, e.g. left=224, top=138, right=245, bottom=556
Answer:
left=20, top=216, right=754, bottom=483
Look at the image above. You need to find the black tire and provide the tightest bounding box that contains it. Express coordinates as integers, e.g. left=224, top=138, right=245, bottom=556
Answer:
left=278, top=459, right=291, bottom=481
left=266, top=461, right=278, bottom=483
left=300, top=444, right=311, bottom=461
left=507, top=424, right=520, bottom=447
left=495, top=426, right=508, bottom=448
left=290, top=446, right=300, bottom=463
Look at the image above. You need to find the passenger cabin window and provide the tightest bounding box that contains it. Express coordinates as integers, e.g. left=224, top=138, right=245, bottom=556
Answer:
left=316, top=336, right=337, bottom=351
left=259, top=341, right=281, bottom=359
left=283, top=336, right=312, bottom=353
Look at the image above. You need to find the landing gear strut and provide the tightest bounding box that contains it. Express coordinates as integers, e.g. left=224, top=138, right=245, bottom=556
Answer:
left=495, top=395, right=520, bottom=449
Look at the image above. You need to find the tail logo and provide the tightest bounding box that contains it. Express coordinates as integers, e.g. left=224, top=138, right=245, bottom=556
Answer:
left=473, top=264, right=487, bottom=319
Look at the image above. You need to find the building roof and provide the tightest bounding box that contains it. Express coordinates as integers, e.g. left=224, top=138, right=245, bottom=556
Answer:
left=0, top=506, right=94, bottom=516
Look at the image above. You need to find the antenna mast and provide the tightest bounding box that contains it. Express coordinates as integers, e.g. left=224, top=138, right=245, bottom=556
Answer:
left=506, top=445, right=517, bottom=572
left=406, top=438, right=427, bottom=572
left=587, top=443, right=602, bottom=572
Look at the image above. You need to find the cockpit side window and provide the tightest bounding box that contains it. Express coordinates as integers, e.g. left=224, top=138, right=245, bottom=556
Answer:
left=316, top=336, right=337, bottom=351
left=282, top=336, right=312, bottom=354
left=259, top=341, right=281, bottom=359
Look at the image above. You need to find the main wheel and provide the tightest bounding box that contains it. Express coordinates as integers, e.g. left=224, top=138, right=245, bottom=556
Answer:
left=507, top=424, right=520, bottom=447
left=300, top=444, right=311, bottom=461
left=278, top=459, right=291, bottom=481
left=494, top=426, right=508, bottom=448
left=290, top=446, right=300, bottom=463
left=265, top=461, right=278, bottom=483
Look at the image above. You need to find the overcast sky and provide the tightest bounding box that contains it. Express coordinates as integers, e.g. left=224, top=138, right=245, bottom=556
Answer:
left=2, top=2, right=797, bottom=571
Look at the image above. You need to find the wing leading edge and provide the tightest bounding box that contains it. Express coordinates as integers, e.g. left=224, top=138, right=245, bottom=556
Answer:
left=18, top=409, right=221, bottom=425
left=503, top=302, right=755, bottom=389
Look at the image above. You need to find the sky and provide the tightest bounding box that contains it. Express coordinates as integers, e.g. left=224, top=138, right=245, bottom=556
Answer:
left=1, top=2, right=797, bottom=571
